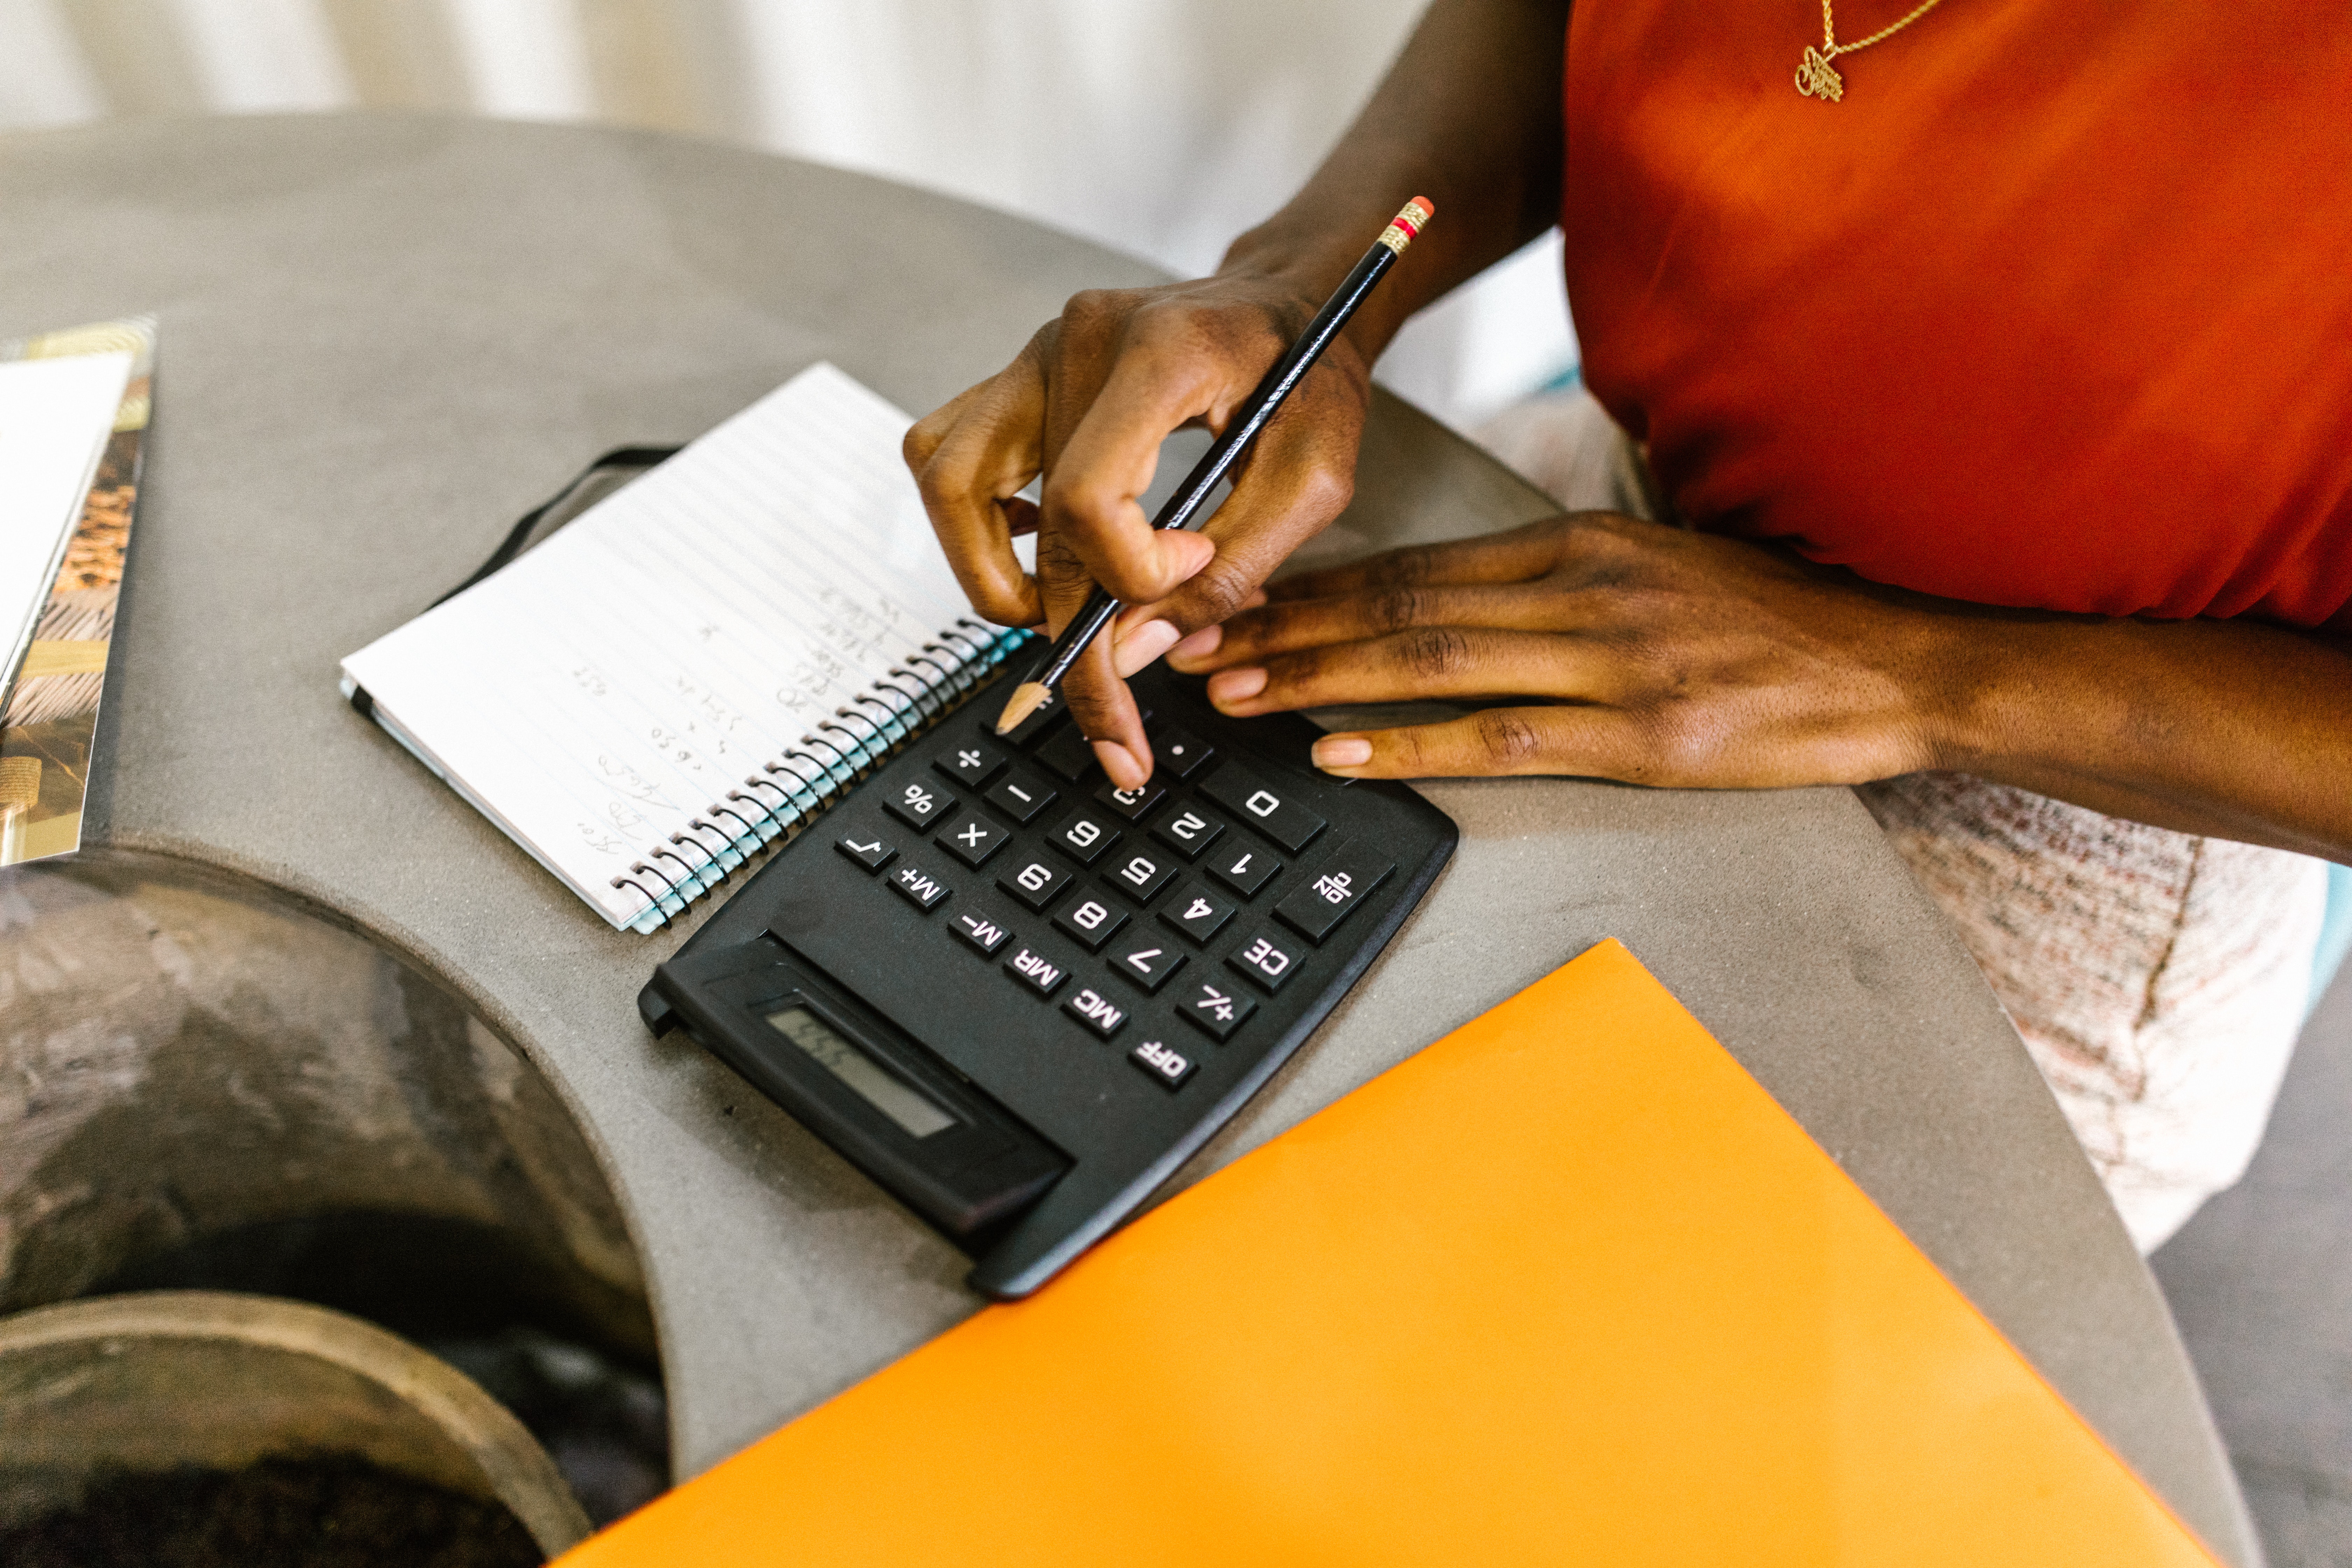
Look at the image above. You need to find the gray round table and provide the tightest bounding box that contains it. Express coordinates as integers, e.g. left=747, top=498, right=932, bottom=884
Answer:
left=0, top=113, right=2253, bottom=1561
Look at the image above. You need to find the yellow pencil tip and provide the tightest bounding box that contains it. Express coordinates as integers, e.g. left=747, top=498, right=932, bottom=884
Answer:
left=994, top=682, right=1051, bottom=736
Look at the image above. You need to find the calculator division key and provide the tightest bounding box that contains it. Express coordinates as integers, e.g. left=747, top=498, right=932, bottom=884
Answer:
left=1176, top=979, right=1257, bottom=1042
left=1129, top=1037, right=1197, bottom=1090
left=1032, top=721, right=1102, bottom=782
left=1274, top=845, right=1396, bottom=943
left=1093, top=778, right=1167, bottom=822
left=1159, top=881, right=1237, bottom=945
left=1199, top=766, right=1325, bottom=853
left=950, top=908, right=1014, bottom=956
left=1226, top=928, right=1303, bottom=993
left=1110, top=939, right=1187, bottom=993
left=933, top=741, right=1006, bottom=790
left=835, top=833, right=896, bottom=874
left=1053, top=894, right=1129, bottom=952
left=1062, top=985, right=1129, bottom=1040
left=1101, top=847, right=1177, bottom=904
left=997, top=856, right=1074, bottom=911
left=1149, top=805, right=1227, bottom=860
left=888, top=861, right=953, bottom=912
left=1204, top=841, right=1280, bottom=899
left=883, top=780, right=956, bottom=831
left=937, top=814, right=1009, bottom=868
left=1048, top=811, right=1120, bottom=866
left=1148, top=726, right=1216, bottom=779
left=986, top=772, right=1059, bottom=824
left=1004, top=945, right=1069, bottom=997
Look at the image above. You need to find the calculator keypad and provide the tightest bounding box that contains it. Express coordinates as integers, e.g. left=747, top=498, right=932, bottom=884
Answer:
left=934, top=743, right=1005, bottom=791
left=1004, top=945, right=1068, bottom=996
left=889, top=862, right=953, bottom=911
left=1101, top=847, right=1177, bottom=904
left=1150, top=806, right=1226, bottom=860
left=836, top=833, right=896, bottom=874
left=1048, top=812, right=1121, bottom=866
left=1053, top=894, right=1129, bottom=952
left=997, top=856, right=1074, bottom=910
left=885, top=782, right=956, bottom=831
left=1110, top=938, right=1187, bottom=993
left=1159, top=882, right=1236, bottom=945
left=937, top=814, right=1009, bottom=868
left=1227, top=929, right=1302, bottom=993
left=1199, top=767, right=1324, bottom=854
left=1204, top=840, right=1280, bottom=899
left=987, top=774, right=1058, bottom=824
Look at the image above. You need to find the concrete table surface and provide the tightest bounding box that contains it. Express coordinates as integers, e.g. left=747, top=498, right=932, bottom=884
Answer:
left=0, top=113, right=2252, bottom=1561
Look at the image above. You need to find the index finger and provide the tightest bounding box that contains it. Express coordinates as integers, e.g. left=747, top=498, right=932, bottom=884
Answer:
left=1267, top=515, right=1575, bottom=601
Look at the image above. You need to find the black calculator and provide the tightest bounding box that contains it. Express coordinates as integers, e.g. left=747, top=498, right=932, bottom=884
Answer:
left=639, top=660, right=1457, bottom=1297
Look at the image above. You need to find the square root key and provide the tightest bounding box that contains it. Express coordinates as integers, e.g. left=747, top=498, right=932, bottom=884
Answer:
left=835, top=833, right=896, bottom=874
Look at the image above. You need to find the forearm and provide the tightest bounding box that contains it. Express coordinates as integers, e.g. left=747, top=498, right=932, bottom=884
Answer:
left=1220, top=0, right=1573, bottom=356
left=1927, top=611, right=2352, bottom=861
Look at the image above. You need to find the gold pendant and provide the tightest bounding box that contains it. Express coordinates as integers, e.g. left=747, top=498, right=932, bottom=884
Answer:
left=1795, top=45, right=1845, bottom=101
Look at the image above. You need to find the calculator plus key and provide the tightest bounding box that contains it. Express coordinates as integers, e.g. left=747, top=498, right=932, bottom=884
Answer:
left=1227, top=929, right=1302, bottom=993
left=1062, top=985, right=1129, bottom=1039
left=1205, top=841, right=1280, bottom=899
left=1150, top=806, right=1226, bottom=861
left=835, top=833, right=896, bottom=874
left=937, top=814, right=1009, bottom=868
left=950, top=908, right=1014, bottom=956
left=986, top=773, right=1058, bottom=824
left=933, top=741, right=1005, bottom=790
left=1176, top=979, right=1257, bottom=1042
left=1053, top=894, right=1129, bottom=952
left=883, top=780, right=955, bottom=831
left=1110, top=939, right=1187, bottom=993
left=1048, top=811, right=1120, bottom=867
left=1159, top=882, right=1236, bottom=945
left=1129, top=1037, right=1197, bottom=1090
left=888, top=862, right=952, bottom=912
left=1199, top=767, right=1325, bottom=853
left=997, top=856, right=1073, bottom=911
left=1275, top=844, right=1396, bottom=943
left=1102, top=848, right=1176, bottom=904
left=1093, top=779, right=1166, bottom=822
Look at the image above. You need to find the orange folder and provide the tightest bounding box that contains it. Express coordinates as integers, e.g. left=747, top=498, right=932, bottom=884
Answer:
left=565, top=939, right=2220, bottom=1566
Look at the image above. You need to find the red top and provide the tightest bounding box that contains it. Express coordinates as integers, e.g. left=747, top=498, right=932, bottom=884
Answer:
left=1560, top=1, right=2352, bottom=630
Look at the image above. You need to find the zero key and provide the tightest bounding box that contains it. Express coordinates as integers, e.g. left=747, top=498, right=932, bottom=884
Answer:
left=1199, top=766, right=1324, bottom=853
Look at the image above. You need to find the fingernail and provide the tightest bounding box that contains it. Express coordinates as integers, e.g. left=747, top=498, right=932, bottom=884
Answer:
left=1112, top=618, right=1182, bottom=679
left=1206, top=667, right=1267, bottom=706
left=1166, top=624, right=1222, bottom=668
left=1312, top=736, right=1373, bottom=770
left=1092, top=740, right=1148, bottom=791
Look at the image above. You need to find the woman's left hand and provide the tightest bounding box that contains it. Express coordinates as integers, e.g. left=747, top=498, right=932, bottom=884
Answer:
left=1164, top=511, right=1958, bottom=786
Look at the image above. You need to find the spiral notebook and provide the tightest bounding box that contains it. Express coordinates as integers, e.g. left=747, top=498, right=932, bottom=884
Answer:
left=340, top=364, right=1028, bottom=933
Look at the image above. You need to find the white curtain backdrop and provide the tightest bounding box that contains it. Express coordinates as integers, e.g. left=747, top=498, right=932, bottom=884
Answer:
left=0, top=0, right=1578, bottom=428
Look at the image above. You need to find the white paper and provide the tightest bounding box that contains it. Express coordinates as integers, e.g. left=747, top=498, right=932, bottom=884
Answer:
left=0, top=350, right=133, bottom=701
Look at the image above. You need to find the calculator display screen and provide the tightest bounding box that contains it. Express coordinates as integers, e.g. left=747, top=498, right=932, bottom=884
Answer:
left=765, top=1005, right=956, bottom=1139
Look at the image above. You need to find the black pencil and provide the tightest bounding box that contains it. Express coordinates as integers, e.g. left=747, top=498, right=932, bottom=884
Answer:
left=992, top=195, right=1435, bottom=736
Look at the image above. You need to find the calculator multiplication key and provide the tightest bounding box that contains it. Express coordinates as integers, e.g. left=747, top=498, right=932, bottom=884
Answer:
left=986, top=773, right=1058, bottom=824
left=933, top=741, right=1006, bottom=790
left=1199, top=767, right=1325, bottom=853
left=1149, top=726, right=1216, bottom=779
left=1150, top=806, right=1226, bottom=860
left=1048, top=811, right=1120, bottom=866
left=1129, top=1037, right=1197, bottom=1090
left=1176, top=979, right=1256, bottom=1042
left=1032, top=722, right=1102, bottom=782
left=1093, top=779, right=1166, bottom=821
left=883, top=780, right=955, bottom=831
left=1274, top=845, right=1395, bottom=943
left=1062, top=985, right=1129, bottom=1039
left=1227, top=929, right=1302, bottom=993
left=1205, top=841, right=1280, bottom=898
left=1102, top=848, right=1176, bottom=903
left=834, top=833, right=896, bottom=874
left=950, top=909, right=1014, bottom=956
left=1110, top=939, right=1186, bottom=993
left=1003, top=945, right=1068, bottom=997
left=888, top=862, right=953, bottom=912
left=937, top=814, right=1009, bottom=868
left=1053, top=895, right=1129, bottom=952
left=997, top=856, right=1073, bottom=911
left=1159, top=882, right=1236, bottom=945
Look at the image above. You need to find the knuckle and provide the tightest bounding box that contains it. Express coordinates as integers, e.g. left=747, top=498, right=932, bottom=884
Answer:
left=1395, top=626, right=1474, bottom=682
left=1365, top=545, right=1439, bottom=590
left=1366, top=587, right=1427, bottom=634
left=1292, top=461, right=1356, bottom=523
left=1472, top=708, right=1546, bottom=768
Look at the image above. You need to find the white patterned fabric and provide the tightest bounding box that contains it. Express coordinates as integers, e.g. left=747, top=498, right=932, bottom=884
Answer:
left=1476, top=391, right=2331, bottom=1251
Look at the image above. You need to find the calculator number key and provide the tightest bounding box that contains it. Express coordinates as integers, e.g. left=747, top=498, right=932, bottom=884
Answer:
left=986, top=773, right=1059, bottom=824
left=1150, top=807, right=1226, bottom=861
left=1049, top=812, right=1120, bottom=866
left=1103, top=848, right=1176, bottom=903
left=1130, top=1038, right=1197, bottom=1090
left=1227, top=929, right=1302, bottom=993
left=950, top=909, right=1013, bottom=955
left=1110, top=939, right=1187, bottom=993
left=937, top=814, right=1009, bottom=868
left=1177, top=980, right=1257, bottom=1042
left=1274, top=846, right=1396, bottom=943
left=884, top=781, right=955, bottom=831
left=1200, top=768, right=1325, bottom=853
left=888, top=862, right=952, bottom=912
left=1159, top=882, right=1236, bottom=945
left=933, top=742, right=1005, bottom=790
left=1032, top=722, right=1102, bottom=782
left=997, top=857, right=1073, bottom=911
left=1205, top=841, right=1280, bottom=899
left=1093, top=779, right=1166, bottom=821
left=1054, top=895, right=1129, bottom=952
left=835, top=833, right=896, bottom=874
left=1062, top=986, right=1128, bottom=1039
left=1004, top=945, right=1068, bottom=997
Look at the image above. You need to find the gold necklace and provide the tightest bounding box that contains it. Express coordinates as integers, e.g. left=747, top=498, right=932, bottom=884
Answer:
left=1795, top=0, right=1948, bottom=102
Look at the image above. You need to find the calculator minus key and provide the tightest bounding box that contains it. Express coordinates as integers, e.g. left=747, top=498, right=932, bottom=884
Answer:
left=883, top=780, right=956, bottom=830
left=986, top=773, right=1059, bottom=824
left=887, top=861, right=953, bottom=912
left=835, top=833, right=897, bottom=874
left=1274, top=846, right=1396, bottom=943
left=933, top=741, right=1006, bottom=790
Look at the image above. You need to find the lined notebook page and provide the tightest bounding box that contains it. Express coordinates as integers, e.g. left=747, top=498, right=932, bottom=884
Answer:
left=343, top=364, right=1000, bottom=931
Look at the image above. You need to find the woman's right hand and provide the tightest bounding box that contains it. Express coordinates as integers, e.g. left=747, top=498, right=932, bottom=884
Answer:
left=902, top=269, right=1372, bottom=788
